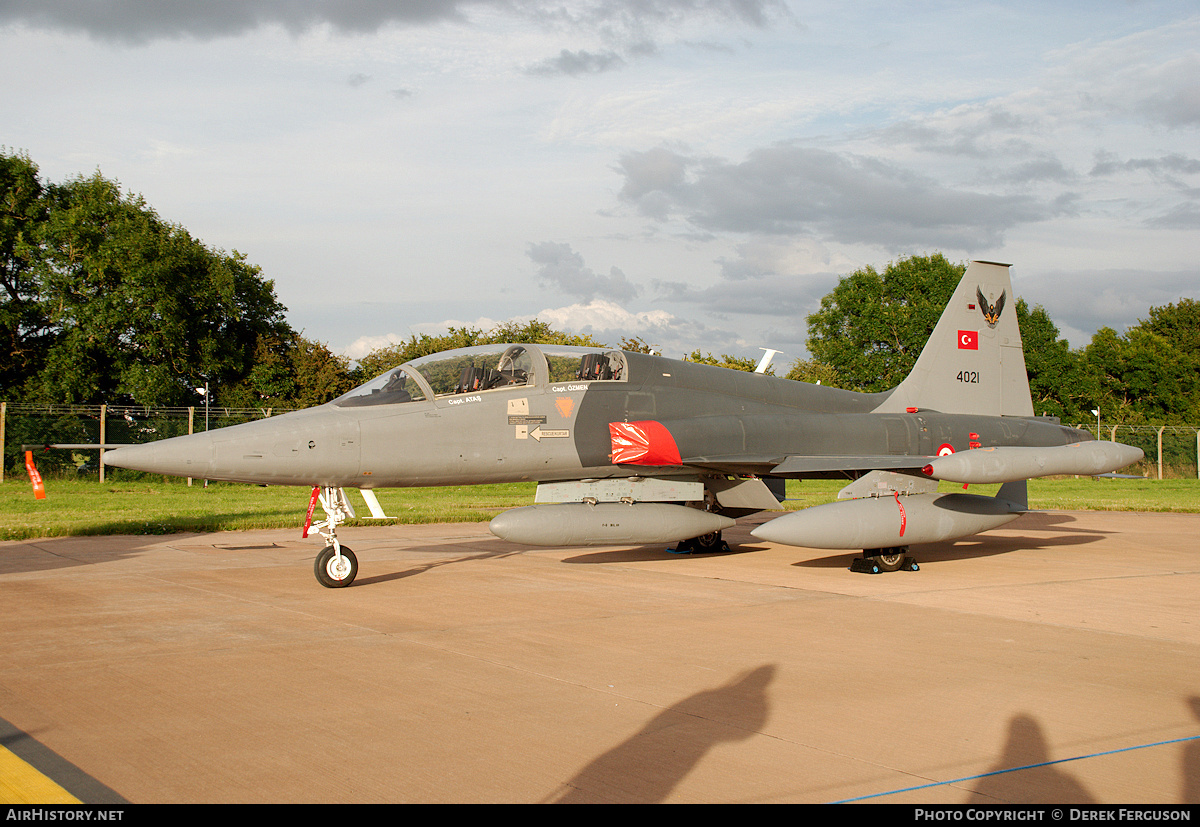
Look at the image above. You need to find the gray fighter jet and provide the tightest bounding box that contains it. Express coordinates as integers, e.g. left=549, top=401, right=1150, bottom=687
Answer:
left=103, top=261, right=1143, bottom=586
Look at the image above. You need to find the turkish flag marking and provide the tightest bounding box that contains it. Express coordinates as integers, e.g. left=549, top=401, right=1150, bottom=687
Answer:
left=958, top=330, right=978, bottom=350
left=609, top=421, right=683, bottom=466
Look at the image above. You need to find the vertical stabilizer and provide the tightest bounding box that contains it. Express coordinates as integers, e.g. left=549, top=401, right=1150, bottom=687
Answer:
left=875, top=261, right=1034, bottom=417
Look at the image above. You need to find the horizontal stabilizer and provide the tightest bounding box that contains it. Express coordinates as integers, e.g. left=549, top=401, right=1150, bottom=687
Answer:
left=921, top=441, right=1144, bottom=484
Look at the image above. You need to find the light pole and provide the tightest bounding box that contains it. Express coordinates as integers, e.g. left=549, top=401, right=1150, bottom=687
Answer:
left=197, top=381, right=210, bottom=487
left=1092, top=408, right=1100, bottom=440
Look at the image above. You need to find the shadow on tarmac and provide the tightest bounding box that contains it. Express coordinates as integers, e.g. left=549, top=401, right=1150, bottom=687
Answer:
left=957, top=699, right=1199, bottom=805
left=543, top=665, right=776, bottom=804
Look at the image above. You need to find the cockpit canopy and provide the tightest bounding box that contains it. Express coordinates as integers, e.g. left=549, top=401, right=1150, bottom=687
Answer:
left=334, top=343, right=627, bottom=408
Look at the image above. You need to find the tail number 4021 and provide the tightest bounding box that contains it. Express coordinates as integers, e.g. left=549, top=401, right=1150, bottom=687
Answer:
left=956, top=370, right=980, bottom=384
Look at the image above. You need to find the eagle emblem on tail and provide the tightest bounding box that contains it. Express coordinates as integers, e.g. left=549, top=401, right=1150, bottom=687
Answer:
left=977, top=287, right=1006, bottom=328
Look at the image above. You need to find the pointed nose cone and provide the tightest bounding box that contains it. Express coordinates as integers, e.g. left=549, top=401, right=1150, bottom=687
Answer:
left=103, top=432, right=217, bottom=477
left=101, top=409, right=362, bottom=486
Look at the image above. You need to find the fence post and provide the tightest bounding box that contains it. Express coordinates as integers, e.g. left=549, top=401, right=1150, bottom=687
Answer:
left=187, top=406, right=194, bottom=487
left=1157, top=426, right=1164, bottom=480
left=99, top=404, right=107, bottom=482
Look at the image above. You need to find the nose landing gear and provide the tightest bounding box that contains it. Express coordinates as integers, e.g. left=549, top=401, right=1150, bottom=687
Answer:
left=304, top=486, right=359, bottom=588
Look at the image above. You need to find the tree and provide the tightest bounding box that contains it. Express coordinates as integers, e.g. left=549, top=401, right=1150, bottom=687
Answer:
left=224, top=333, right=354, bottom=409
left=683, top=350, right=766, bottom=373
left=784, top=358, right=843, bottom=387
left=1083, top=300, right=1200, bottom=425
left=0, top=150, right=50, bottom=396
left=618, top=335, right=656, bottom=354
left=806, top=254, right=965, bottom=392
left=0, top=153, right=295, bottom=406
left=1141, top=298, right=1200, bottom=361
left=486, top=319, right=605, bottom=349
left=1014, top=299, right=1091, bottom=420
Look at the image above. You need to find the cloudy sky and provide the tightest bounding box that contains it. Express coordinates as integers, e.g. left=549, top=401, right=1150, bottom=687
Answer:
left=2, top=1, right=1197, bottom=366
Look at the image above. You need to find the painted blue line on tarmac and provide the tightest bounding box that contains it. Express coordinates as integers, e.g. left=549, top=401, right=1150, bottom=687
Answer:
left=831, top=734, right=1200, bottom=804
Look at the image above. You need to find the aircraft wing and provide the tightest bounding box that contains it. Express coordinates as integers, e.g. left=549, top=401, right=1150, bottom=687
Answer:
left=679, top=454, right=931, bottom=478
left=768, top=455, right=932, bottom=476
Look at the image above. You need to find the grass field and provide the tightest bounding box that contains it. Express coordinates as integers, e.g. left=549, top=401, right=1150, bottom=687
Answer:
left=0, top=473, right=1196, bottom=542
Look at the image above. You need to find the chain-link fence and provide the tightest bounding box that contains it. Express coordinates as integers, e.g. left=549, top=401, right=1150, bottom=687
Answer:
left=1, top=402, right=299, bottom=482
left=3, top=403, right=1198, bottom=482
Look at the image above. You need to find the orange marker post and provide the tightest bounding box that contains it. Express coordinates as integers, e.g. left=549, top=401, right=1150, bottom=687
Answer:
left=24, top=451, right=46, bottom=500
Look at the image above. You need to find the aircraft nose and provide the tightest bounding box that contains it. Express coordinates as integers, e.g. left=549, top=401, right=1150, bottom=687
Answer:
left=102, top=432, right=215, bottom=477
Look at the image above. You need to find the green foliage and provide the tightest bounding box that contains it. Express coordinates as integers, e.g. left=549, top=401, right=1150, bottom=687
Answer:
left=1014, top=298, right=1091, bottom=420
left=1142, top=298, right=1200, bottom=359
left=487, top=319, right=605, bottom=348
left=223, top=334, right=354, bottom=409
left=618, top=335, right=657, bottom=354
left=784, top=359, right=843, bottom=387
left=1084, top=324, right=1199, bottom=425
left=1, top=150, right=296, bottom=406
left=1106, top=298, right=1200, bottom=424
left=0, top=150, right=51, bottom=396
left=806, top=253, right=965, bottom=392
left=682, top=350, right=767, bottom=373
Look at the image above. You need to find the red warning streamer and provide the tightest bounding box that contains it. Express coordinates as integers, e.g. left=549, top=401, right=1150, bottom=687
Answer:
left=25, top=451, right=46, bottom=500
left=894, top=491, right=906, bottom=538
left=302, top=485, right=320, bottom=538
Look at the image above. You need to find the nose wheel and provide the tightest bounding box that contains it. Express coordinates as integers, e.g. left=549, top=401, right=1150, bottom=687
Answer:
left=315, top=544, right=358, bottom=588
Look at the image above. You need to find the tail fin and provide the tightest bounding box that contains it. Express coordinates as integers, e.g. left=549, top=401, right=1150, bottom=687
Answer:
left=876, top=260, right=1033, bottom=417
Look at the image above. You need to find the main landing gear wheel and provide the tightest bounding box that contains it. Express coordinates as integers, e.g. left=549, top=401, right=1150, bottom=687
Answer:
left=874, top=547, right=908, bottom=572
left=315, top=545, right=358, bottom=588
left=851, top=547, right=918, bottom=574
left=672, top=530, right=730, bottom=554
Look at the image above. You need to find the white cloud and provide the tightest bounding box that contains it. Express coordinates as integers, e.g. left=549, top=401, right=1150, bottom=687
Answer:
left=342, top=333, right=406, bottom=361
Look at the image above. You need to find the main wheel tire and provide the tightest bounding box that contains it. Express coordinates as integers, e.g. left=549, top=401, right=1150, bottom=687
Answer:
left=869, top=547, right=908, bottom=573
left=690, top=530, right=726, bottom=552
left=315, top=545, right=358, bottom=588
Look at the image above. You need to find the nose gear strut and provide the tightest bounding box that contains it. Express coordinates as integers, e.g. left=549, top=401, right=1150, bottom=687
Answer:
left=304, top=486, right=359, bottom=588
